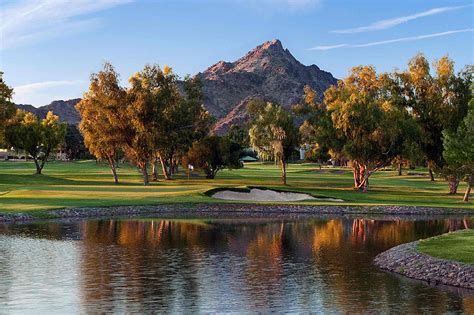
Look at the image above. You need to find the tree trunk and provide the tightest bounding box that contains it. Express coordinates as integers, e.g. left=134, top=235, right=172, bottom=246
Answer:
left=353, top=161, right=361, bottom=189
left=464, top=184, right=471, bottom=202
left=428, top=168, right=435, bottom=181
left=168, top=158, right=173, bottom=178
left=362, top=167, right=368, bottom=193
left=398, top=163, right=402, bottom=176
left=281, top=159, right=287, bottom=185
left=206, top=169, right=216, bottom=179
left=152, top=158, right=158, bottom=181
left=159, top=155, right=170, bottom=180
left=354, top=164, right=372, bottom=192
left=107, top=157, right=119, bottom=184
left=448, top=177, right=459, bottom=194
left=142, top=163, right=149, bottom=186
left=33, top=157, right=42, bottom=175
left=37, top=150, right=51, bottom=175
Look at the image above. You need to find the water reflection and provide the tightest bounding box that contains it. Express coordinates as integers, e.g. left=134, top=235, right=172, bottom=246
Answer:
left=0, top=217, right=472, bottom=313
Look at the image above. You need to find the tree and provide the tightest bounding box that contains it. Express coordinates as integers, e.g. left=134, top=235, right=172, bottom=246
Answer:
left=324, top=66, right=417, bottom=192
left=154, top=75, right=210, bottom=180
left=6, top=111, right=66, bottom=174
left=294, top=85, right=343, bottom=165
left=397, top=55, right=472, bottom=181
left=64, top=124, right=86, bottom=160
left=442, top=85, right=474, bottom=202
left=248, top=99, right=299, bottom=184
left=125, top=64, right=177, bottom=185
left=0, top=72, right=15, bottom=146
left=184, top=135, right=242, bottom=179
left=226, top=124, right=250, bottom=148
left=41, top=111, right=68, bottom=166
left=76, top=63, right=127, bottom=184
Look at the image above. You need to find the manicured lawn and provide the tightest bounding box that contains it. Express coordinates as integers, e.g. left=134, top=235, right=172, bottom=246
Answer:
left=417, top=229, right=474, bottom=264
left=0, top=160, right=472, bottom=214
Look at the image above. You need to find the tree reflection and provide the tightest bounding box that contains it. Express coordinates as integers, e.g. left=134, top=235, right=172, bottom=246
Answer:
left=8, top=217, right=465, bottom=313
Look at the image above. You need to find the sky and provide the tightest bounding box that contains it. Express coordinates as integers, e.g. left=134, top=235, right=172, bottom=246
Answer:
left=1, top=0, right=473, bottom=107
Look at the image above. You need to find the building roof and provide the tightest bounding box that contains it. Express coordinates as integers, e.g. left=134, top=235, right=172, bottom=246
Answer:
left=239, top=155, right=258, bottom=162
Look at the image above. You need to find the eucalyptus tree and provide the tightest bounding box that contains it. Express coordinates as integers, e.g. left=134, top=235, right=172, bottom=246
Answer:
left=442, top=85, right=474, bottom=202
left=124, top=65, right=172, bottom=185
left=294, top=85, right=343, bottom=165
left=154, top=75, right=211, bottom=180
left=324, top=66, right=416, bottom=192
left=396, top=54, right=472, bottom=181
left=248, top=99, right=299, bottom=185
left=76, top=63, right=127, bottom=184
left=6, top=111, right=66, bottom=174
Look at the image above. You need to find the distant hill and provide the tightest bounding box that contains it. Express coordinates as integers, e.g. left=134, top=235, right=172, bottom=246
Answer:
left=16, top=99, right=81, bottom=124
left=15, top=39, right=337, bottom=132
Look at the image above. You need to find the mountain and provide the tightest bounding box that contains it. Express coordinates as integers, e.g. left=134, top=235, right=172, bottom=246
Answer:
left=197, top=39, right=337, bottom=133
left=16, top=99, right=81, bottom=124
left=15, top=40, right=337, bottom=132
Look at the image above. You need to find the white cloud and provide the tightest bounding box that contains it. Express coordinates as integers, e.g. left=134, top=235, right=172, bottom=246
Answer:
left=13, top=80, right=87, bottom=106
left=0, top=0, right=131, bottom=50
left=331, top=5, right=469, bottom=34
left=309, top=29, right=474, bottom=51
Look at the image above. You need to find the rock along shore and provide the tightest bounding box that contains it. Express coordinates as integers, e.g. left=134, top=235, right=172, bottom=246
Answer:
left=374, top=240, right=474, bottom=290
left=0, top=204, right=472, bottom=223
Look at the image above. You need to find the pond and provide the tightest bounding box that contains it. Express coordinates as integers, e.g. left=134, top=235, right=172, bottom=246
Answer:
left=0, top=216, right=473, bottom=313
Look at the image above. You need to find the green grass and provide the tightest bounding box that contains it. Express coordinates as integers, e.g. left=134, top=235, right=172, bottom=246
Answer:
left=417, top=229, right=474, bottom=264
left=0, top=160, right=472, bottom=215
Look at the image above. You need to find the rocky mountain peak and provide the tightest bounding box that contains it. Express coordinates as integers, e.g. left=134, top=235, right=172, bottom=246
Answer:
left=233, top=39, right=298, bottom=73
left=197, top=40, right=338, bottom=133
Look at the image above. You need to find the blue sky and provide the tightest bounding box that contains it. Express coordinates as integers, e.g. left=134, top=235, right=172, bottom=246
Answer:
left=1, top=0, right=473, bottom=106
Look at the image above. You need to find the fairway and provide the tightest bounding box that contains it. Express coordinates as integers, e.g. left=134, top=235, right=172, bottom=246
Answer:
left=0, top=160, right=472, bottom=213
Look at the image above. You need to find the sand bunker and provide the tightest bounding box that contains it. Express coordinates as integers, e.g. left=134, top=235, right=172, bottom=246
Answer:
left=212, top=188, right=343, bottom=202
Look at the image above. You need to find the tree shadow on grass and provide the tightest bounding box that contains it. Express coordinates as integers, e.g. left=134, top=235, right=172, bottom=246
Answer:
left=0, top=173, right=154, bottom=187
left=0, top=174, right=79, bottom=186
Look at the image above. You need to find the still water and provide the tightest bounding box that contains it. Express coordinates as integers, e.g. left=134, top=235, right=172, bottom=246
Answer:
left=0, top=216, right=473, bottom=313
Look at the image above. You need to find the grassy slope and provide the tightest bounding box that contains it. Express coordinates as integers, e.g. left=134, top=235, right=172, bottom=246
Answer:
left=417, top=229, right=474, bottom=264
left=0, top=160, right=472, bottom=214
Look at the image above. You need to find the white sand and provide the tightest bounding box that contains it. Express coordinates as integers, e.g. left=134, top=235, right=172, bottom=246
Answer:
left=212, top=188, right=343, bottom=202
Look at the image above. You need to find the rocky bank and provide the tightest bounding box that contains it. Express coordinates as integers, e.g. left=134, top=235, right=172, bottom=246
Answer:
left=374, top=240, right=474, bottom=290
left=0, top=204, right=472, bottom=223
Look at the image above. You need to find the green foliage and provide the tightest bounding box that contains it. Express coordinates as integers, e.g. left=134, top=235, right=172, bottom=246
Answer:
left=64, top=124, right=87, bottom=160
left=295, top=85, right=342, bottom=163
left=226, top=124, right=250, bottom=148
left=155, top=75, right=211, bottom=179
left=443, top=93, right=474, bottom=168
left=396, top=55, right=472, bottom=170
left=125, top=64, right=172, bottom=185
left=248, top=99, right=299, bottom=184
left=442, top=84, right=474, bottom=201
left=6, top=111, right=43, bottom=159
left=5, top=111, right=66, bottom=174
left=0, top=72, right=15, bottom=146
left=185, top=135, right=242, bottom=179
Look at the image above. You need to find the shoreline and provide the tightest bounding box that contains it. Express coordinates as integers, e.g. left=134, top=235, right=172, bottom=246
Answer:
left=374, top=239, right=474, bottom=290
left=0, top=203, right=472, bottom=223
